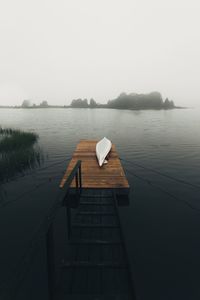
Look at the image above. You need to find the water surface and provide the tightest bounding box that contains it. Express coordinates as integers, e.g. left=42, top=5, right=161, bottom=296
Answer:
left=0, top=108, right=200, bottom=299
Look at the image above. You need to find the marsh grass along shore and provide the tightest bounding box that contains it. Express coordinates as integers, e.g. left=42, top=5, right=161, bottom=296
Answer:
left=0, top=128, right=42, bottom=183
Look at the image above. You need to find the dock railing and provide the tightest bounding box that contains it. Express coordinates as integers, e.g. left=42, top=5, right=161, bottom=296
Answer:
left=0, top=160, right=82, bottom=300
left=47, top=159, right=82, bottom=298
left=61, top=159, right=82, bottom=239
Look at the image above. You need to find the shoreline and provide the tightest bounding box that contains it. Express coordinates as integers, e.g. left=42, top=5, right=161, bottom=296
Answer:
left=0, top=106, right=188, bottom=111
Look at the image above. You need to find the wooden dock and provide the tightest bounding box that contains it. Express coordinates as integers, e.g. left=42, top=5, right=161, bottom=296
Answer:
left=60, top=140, right=130, bottom=194
left=55, top=141, right=133, bottom=299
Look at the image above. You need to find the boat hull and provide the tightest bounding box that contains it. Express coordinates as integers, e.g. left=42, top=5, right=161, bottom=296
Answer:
left=96, top=137, right=112, bottom=167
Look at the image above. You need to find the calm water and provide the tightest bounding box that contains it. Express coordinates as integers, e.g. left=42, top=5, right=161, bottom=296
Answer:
left=0, top=108, right=200, bottom=299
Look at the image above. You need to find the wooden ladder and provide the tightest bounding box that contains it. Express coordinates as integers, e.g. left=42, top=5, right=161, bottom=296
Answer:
left=54, top=189, right=135, bottom=299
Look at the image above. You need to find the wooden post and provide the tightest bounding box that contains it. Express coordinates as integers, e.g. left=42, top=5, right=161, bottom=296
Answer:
left=66, top=206, right=71, bottom=240
left=79, top=164, right=82, bottom=193
left=75, top=172, right=79, bottom=193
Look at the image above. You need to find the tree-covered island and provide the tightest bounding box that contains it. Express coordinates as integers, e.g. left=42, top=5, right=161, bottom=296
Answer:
left=71, top=92, right=176, bottom=110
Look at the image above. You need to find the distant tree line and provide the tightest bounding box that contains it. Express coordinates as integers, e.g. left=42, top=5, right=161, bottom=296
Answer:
left=71, top=98, right=98, bottom=108
left=19, top=92, right=175, bottom=110
left=21, top=100, right=49, bottom=108
left=70, top=92, right=175, bottom=110
left=107, top=92, right=174, bottom=109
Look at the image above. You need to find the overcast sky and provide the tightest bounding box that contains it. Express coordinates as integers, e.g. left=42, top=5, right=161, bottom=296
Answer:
left=0, top=0, right=199, bottom=107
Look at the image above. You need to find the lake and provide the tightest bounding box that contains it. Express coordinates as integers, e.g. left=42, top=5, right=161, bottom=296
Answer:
left=0, top=108, right=200, bottom=299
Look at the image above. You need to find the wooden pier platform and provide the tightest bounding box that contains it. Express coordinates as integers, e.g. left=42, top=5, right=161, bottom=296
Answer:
left=60, top=140, right=129, bottom=194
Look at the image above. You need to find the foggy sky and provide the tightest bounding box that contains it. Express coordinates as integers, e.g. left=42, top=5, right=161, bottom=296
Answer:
left=0, top=0, right=200, bottom=107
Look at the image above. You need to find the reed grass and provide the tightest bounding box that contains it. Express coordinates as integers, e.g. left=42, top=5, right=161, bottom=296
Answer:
left=0, top=127, right=42, bottom=182
left=0, top=128, right=38, bottom=152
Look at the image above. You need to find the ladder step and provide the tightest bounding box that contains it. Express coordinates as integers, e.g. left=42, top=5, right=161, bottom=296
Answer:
left=80, top=195, right=113, bottom=199
left=77, top=211, right=115, bottom=216
left=69, top=239, right=121, bottom=245
left=62, top=261, right=127, bottom=269
left=72, top=224, right=119, bottom=228
left=80, top=202, right=113, bottom=206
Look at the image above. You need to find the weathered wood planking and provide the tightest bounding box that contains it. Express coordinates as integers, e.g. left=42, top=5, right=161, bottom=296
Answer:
left=60, top=140, right=129, bottom=192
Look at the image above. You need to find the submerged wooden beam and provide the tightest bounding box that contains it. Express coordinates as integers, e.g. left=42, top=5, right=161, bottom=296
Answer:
left=60, top=140, right=129, bottom=193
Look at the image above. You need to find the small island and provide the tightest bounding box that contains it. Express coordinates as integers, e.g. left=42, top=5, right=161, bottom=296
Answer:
left=71, top=92, right=176, bottom=110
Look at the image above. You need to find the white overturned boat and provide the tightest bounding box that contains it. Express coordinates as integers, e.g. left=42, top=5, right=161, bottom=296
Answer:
left=96, top=137, right=112, bottom=167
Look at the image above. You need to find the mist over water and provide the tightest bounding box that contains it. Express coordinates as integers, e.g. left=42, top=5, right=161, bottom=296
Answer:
left=0, top=108, right=200, bottom=299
